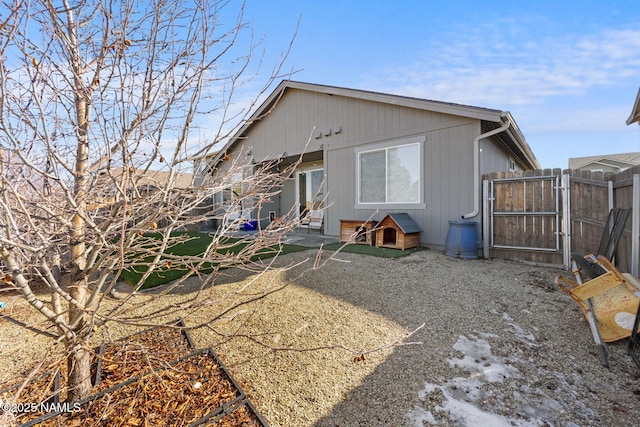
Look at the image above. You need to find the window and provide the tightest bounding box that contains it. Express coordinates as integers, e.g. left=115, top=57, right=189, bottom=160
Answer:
left=309, top=169, right=324, bottom=202
left=357, top=140, right=422, bottom=205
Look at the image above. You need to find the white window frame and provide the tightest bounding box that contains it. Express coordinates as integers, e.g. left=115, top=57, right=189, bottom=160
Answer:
left=295, top=166, right=325, bottom=217
left=355, top=136, right=425, bottom=209
left=222, top=172, right=244, bottom=208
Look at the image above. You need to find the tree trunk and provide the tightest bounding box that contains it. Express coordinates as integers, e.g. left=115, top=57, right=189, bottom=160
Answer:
left=66, top=1, right=93, bottom=400
left=66, top=273, right=91, bottom=402
left=66, top=341, right=93, bottom=402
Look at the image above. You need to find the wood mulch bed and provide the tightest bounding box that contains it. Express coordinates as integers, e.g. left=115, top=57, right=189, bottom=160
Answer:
left=92, top=320, right=197, bottom=392
left=1, top=320, right=268, bottom=426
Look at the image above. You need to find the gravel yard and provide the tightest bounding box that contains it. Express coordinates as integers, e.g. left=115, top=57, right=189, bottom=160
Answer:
left=2, top=247, right=640, bottom=426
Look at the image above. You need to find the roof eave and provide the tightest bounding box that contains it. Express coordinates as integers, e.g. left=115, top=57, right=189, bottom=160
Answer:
left=285, top=81, right=505, bottom=122
left=626, top=86, right=640, bottom=125
left=496, top=112, right=541, bottom=170
left=209, top=80, right=291, bottom=166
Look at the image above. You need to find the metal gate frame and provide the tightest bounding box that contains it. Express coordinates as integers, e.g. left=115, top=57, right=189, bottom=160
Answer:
left=482, top=174, right=571, bottom=269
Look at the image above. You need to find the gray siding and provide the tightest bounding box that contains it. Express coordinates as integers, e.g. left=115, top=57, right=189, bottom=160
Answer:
left=240, top=90, right=331, bottom=161
left=325, top=114, right=479, bottom=248
left=236, top=89, right=476, bottom=162
left=480, top=137, right=525, bottom=174
left=223, top=88, right=512, bottom=248
left=280, top=177, right=297, bottom=218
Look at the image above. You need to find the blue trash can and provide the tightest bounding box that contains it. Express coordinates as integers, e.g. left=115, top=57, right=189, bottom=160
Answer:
left=244, top=220, right=258, bottom=231
left=445, top=220, right=478, bottom=259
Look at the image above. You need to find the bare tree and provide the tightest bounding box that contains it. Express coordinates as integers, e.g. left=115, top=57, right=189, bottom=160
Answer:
left=0, top=0, right=300, bottom=403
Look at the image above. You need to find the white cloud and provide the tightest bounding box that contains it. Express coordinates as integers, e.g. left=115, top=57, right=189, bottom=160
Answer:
left=346, top=21, right=640, bottom=164
left=524, top=105, right=634, bottom=134
left=365, top=25, right=640, bottom=109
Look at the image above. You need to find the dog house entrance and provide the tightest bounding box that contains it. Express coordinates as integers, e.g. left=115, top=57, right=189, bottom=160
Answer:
left=339, top=219, right=377, bottom=246
left=355, top=226, right=368, bottom=243
left=382, top=228, right=397, bottom=246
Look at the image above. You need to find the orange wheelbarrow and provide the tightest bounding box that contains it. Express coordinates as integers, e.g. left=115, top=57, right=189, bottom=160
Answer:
left=555, top=255, right=640, bottom=367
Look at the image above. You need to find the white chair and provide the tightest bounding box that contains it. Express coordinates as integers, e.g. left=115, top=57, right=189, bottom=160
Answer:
left=300, top=210, right=324, bottom=234
left=222, top=210, right=240, bottom=231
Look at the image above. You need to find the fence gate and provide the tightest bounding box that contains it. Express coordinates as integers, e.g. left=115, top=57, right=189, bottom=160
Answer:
left=483, top=173, right=569, bottom=268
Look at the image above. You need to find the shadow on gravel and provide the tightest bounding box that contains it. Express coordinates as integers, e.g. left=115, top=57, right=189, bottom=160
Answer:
left=283, top=249, right=640, bottom=426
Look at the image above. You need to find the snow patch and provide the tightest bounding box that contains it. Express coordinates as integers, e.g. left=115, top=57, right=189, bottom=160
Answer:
left=406, top=406, right=436, bottom=426
left=449, top=335, right=520, bottom=383
left=502, top=312, right=537, bottom=346
left=406, top=313, right=595, bottom=426
left=435, top=385, right=539, bottom=427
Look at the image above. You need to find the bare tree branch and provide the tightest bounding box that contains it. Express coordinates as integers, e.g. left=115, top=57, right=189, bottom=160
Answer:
left=0, top=0, right=307, bottom=403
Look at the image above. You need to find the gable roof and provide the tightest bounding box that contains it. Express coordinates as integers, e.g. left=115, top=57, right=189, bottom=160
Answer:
left=380, top=213, right=421, bottom=234
left=568, top=152, right=640, bottom=170
left=627, top=86, right=640, bottom=125
left=210, top=80, right=540, bottom=169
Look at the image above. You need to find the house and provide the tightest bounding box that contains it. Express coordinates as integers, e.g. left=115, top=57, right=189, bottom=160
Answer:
left=88, top=167, right=194, bottom=211
left=568, top=152, right=640, bottom=174
left=580, top=88, right=640, bottom=174
left=202, top=80, right=539, bottom=250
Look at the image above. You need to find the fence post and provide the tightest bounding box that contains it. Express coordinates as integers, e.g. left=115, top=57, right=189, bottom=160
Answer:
left=562, top=173, right=571, bottom=270
left=608, top=180, right=614, bottom=211
left=482, top=179, right=490, bottom=259
left=633, top=174, right=640, bottom=277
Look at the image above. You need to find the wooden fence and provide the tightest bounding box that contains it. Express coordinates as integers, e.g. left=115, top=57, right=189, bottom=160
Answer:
left=578, top=165, right=640, bottom=274
left=483, top=165, right=640, bottom=274
left=484, top=169, right=563, bottom=266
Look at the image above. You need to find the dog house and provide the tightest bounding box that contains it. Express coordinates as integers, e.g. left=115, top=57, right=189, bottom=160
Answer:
left=340, top=219, right=377, bottom=245
left=375, top=213, right=421, bottom=250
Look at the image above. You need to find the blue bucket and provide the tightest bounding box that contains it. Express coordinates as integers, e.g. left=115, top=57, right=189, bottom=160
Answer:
left=445, top=220, right=478, bottom=259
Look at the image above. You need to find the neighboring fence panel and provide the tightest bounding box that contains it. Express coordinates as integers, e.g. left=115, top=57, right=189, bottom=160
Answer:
left=608, top=167, right=639, bottom=274
left=568, top=171, right=610, bottom=261
left=567, top=167, right=637, bottom=274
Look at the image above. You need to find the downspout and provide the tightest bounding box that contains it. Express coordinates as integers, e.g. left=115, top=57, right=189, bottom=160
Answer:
left=462, top=115, right=512, bottom=219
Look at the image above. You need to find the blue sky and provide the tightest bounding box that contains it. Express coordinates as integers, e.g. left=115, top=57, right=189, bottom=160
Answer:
left=232, top=0, right=640, bottom=169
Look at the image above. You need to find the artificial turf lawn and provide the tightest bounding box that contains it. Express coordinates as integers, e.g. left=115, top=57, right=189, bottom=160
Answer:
left=322, top=242, right=423, bottom=258
left=119, top=232, right=309, bottom=289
